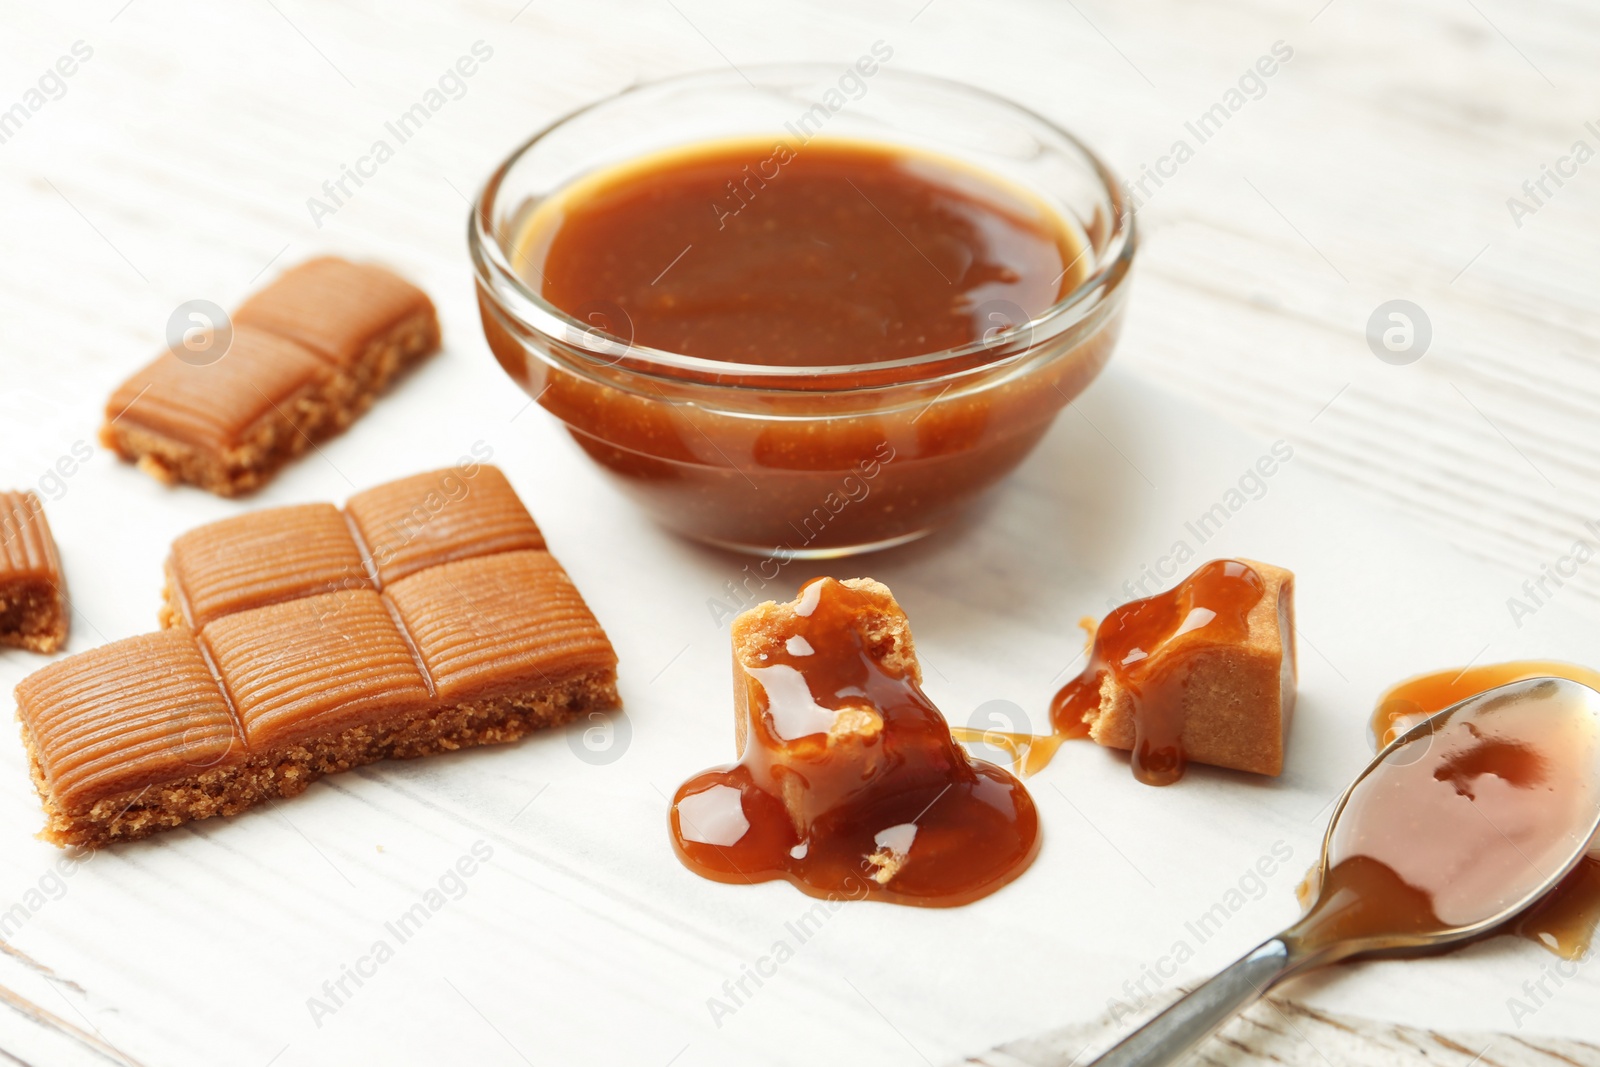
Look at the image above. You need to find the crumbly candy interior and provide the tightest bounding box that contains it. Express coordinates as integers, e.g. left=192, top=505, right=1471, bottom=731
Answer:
left=0, top=490, right=67, bottom=653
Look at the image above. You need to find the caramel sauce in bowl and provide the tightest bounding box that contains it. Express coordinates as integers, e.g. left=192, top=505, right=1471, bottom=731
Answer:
left=471, top=65, right=1133, bottom=557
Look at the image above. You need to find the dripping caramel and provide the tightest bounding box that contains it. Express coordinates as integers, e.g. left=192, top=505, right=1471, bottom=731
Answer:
left=669, top=577, right=1039, bottom=907
left=1048, top=559, right=1296, bottom=785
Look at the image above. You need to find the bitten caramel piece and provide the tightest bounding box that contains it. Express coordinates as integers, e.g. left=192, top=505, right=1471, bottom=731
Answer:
left=101, top=257, right=440, bottom=497
left=0, top=491, right=69, bottom=654
left=1052, top=558, right=1296, bottom=784
left=668, top=577, right=1040, bottom=907
left=731, top=580, right=919, bottom=886
left=12, top=466, right=619, bottom=847
left=731, top=578, right=915, bottom=833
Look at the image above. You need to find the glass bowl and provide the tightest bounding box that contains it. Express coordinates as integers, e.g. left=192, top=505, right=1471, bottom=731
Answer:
left=470, top=63, right=1135, bottom=557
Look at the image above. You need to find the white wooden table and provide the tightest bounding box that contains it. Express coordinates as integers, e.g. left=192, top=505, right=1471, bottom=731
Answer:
left=2, top=2, right=1599, bottom=1065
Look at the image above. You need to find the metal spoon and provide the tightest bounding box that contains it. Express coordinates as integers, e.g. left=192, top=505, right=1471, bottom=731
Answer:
left=1089, top=676, right=1600, bottom=1067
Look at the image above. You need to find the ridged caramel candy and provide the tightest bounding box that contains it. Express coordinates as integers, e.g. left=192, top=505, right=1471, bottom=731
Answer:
left=101, top=256, right=440, bottom=496
left=13, top=466, right=620, bottom=847
left=15, top=630, right=240, bottom=815
left=345, top=466, right=545, bottom=586
left=104, top=327, right=327, bottom=453
left=386, top=551, right=616, bottom=703
left=233, top=256, right=437, bottom=374
left=202, top=590, right=431, bottom=749
left=0, top=490, right=68, bottom=653
left=166, top=503, right=371, bottom=630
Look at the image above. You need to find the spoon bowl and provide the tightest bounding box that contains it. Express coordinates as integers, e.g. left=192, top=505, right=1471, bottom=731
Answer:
left=1090, top=677, right=1600, bottom=1067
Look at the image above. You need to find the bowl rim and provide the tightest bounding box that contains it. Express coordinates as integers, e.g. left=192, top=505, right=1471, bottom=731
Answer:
left=469, top=62, right=1136, bottom=388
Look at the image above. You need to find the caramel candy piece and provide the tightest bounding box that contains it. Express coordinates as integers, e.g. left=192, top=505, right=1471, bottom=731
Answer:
left=386, top=551, right=616, bottom=704
left=233, top=256, right=438, bottom=381
left=102, top=327, right=331, bottom=495
left=15, top=631, right=241, bottom=842
left=1052, top=558, right=1296, bottom=783
left=163, top=503, right=371, bottom=630
left=101, top=257, right=440, bottom=497
left=346, top=465, right=545, bottom=586
left=669, top=577, right=1039, bottom=907
left=730, top=578, right=914, bottom=831
left=203, top=590, right=431, bottom=749
left=0, top=491, right=68, bottom=653
left=12, top=465, right=620, bottom=847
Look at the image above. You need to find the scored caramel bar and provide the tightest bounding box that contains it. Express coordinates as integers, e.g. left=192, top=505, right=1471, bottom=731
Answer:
left=201, top=590, right=435, bottom=751
left=17, top=632, right=242, bottom=827
left=0, top=491, right=69, bottom=654
left=101, top=257, right=440, bottom=497
left=386, top=551, right=608, bottom=704
left=14, top=465, right=619, bottom=847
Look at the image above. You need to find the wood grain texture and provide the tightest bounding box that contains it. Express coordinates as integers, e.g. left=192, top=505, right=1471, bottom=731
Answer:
left=958, top=989, right=1600, bottom=1067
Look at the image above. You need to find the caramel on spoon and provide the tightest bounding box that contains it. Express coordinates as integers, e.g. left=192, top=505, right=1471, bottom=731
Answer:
left=1090, top=677, right=1600, bottom=1067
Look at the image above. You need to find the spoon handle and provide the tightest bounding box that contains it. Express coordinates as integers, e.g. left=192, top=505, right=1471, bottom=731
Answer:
left=1088, top=937, right=1304, bottom=1067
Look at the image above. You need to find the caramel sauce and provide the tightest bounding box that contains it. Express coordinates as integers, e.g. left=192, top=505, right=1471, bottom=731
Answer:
left=1048, top=560, right=1266, bottom=785
left=485, top=137, right=1121, bottom=554
left=1516, top=853, right=1600, bottom=960
left=949, top=616, right=1092, bottom=775
left=1370, top=661, right=1600, bottom=749
left=947, top=727, right=1066, bottom=778
left=1294, top=854, right=1444, bottom=947
left=1349, top=662, right=1600, bottom=961
left=524, top=138, right=1082, bottom=366
left=669, top=578, right=1039, bottom=907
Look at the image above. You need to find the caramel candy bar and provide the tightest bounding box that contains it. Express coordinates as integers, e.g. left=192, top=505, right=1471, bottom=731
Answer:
left=14, top=466, right=618, bottom=847
left=0, top=491, right=69, bottom=654
left=101, top=257, right=440, bottom=496
left=1054, top=558, right=1296, bottom=784
left=387, top=551, right=605, bottom=704
left=233, top=257, right=438, bottom=386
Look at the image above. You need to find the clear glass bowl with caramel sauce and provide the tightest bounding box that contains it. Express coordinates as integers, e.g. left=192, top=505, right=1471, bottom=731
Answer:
left=471, top=65, right=1135, bottom=556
